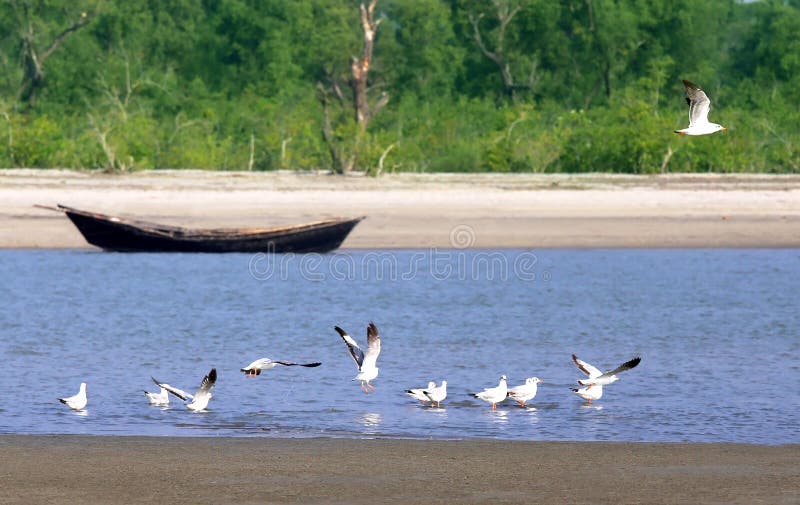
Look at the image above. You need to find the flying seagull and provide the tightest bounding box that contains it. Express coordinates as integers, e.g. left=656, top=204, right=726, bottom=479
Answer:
left=422, top=380, right=447, bottom=408
left=335, top=322, right=381, bottom=393
left=240, top=358, right=321, bottom=377
left=143, top=386, right=169, bottom=406
left=572, top=354, right=641, bottom=387
left=152, top=368, right=217, bottom=412
left=406, top=381, right=437, bottom=404
left=58, top=382, right=87, bottom=411
left=506, top=377, right=543, bottom=407
left=470, top=375, right=508, bottom=410
left=572, top=384, right=603, bottom=404
left=674, top=80, right=726, bottom=135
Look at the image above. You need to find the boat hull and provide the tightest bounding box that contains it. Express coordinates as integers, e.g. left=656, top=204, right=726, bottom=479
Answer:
left=58, top=206, right=363, bottom=253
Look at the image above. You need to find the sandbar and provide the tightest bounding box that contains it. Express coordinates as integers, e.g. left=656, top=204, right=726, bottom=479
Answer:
left=1, top=170, right=800, bottom=248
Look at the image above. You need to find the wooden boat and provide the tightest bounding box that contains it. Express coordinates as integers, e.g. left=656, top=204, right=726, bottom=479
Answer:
left=40, top=204, right=364, bottom=253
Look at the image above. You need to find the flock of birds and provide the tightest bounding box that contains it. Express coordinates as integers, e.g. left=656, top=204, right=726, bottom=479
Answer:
left=60, top=79, right=717, bottom=414
left=59, top=323, right=641, bottom=413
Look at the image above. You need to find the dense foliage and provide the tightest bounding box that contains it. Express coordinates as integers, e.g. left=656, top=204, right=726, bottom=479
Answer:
left=0, top=0, right=798, bottom=173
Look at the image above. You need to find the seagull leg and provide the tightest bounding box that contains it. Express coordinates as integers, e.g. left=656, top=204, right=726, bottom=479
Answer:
left=492, top=403, right=496, bottom=410
left=367, top=383, right=375, bottom=392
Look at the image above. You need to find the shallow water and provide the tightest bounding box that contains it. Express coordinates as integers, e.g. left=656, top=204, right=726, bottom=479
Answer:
left=0, top=249, right=798, bottom=444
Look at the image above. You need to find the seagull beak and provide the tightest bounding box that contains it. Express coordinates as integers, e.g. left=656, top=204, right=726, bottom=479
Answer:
left=722, top=127, right=728, bottom=132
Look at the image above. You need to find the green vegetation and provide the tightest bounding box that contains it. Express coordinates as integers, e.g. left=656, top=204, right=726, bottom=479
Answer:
left=0, top=0, right=798, bottom=173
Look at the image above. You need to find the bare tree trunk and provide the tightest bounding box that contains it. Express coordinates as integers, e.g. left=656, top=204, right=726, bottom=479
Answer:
left=350, top=0, right=386, bottom=132
left=17, top=6, right=92, bottom=107
left=318, top=1, right=388, bottom=174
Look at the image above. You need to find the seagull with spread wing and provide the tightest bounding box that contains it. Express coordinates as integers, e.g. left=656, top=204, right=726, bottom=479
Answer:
left=240, top=358, right=321, bottom=377
left=335, top=322, right=381, bottom=393
left=152, top=368, right=217, bottom=412
left=570, top=354, right=640, bottom=404
left=674, top=79, right=726, bottom=135
left=572, top=354, right=641, bottom=387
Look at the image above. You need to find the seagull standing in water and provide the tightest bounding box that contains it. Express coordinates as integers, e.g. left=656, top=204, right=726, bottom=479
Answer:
left=335, top=322, right=381, bottom=393
left=506, top=377, right=543, bottom=407
left=674, top=80, right=727, bottom=136
left=470, top=375, right=508, bottom=410
left=406, top=381, right=436, bottom=404
left=422, top=380, right=447, bottom=408
left=152, top=368, right=217, bottom=412
left=59, top=382, right=87, bottom=411
left=143, top=386, right=169, bottom=406
left=240, top=358, right=321, bottom=377
left=572, top=384, right=604, bottom=405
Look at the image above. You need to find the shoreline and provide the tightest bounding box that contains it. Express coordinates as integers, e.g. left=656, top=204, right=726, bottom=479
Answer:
left=1, top=435, right=797, bottom=504
left=2, top=169, right=800, bottom=249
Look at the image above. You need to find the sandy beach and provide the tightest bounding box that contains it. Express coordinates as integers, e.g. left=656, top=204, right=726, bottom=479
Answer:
left=1, top=169, right=800, bottom=248
left=0, top=436, right=796, bottom=505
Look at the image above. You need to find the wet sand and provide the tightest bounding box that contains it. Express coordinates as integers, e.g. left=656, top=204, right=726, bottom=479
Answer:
left=0, top=436, right=797, bottom=504
left=1, top=169, right=800, bottom=248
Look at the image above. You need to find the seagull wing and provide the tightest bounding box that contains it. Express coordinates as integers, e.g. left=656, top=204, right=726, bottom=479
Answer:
left=273, top=360, right=322, bottom=367
left=682, top=80, right=711, bottom=126
left=603, top=356, right=641, bottom=377
left=195, top=368, right=217, bottom=397
left=335, top=326, right=364, bottom=368
left=361, top=322, right=381, bottom=370
left=151, top=376, right=192, bottom=401
left=572, top=354, right=602, bottom=378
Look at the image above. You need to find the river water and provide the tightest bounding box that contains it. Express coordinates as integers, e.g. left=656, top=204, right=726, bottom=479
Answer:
left=1, top=249, right=797, bottom=443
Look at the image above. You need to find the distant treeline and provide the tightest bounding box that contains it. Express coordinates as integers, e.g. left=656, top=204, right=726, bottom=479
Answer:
left=0, top=0, right=798, bottom=173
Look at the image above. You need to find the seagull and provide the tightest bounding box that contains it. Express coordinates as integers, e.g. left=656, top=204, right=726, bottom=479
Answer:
left=335, top=322, right=381, bottom=394
left=572, top=354, right=641, bottom=387
left=470, top=375, right=508, bottom=410
left=240, top=358, right=321, bottom=377
left=674, top=80, right=726, bottom=135
left=506, top=377, right=543, bottom=407
left=58, top=382, right=87, bottom=411
left=406, top=381, right=436, bottom=404
left=422, top=380, right=447, bottom=408
left=143, top=386, right=169, bottom=406
left=152, top=368, right=217, bottom=412
left=572, top=384, right=603, bottom=404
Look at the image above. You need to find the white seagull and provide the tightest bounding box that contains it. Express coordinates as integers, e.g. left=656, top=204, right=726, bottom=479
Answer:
left=674, top=79, right=726, bottom=135
left=58, top=382, right=87, bottom=411
left=152, top=368, right=217, bottom=412
left=572, top=384, right=603, bottom=404
left=471, top=375, right=508, bottom=410
left=572, top=354, right=641, bottom=387
left=506, top=377, right=543, bottom=407
left=240, top=358, right=321, bottom=377
left=336, top=322, right=381, bottom=393
left=406, top=381, right=436, bottom=404
left=422, top=380, right=447, bottom=408
left=143, top=386, right=169, bottom=406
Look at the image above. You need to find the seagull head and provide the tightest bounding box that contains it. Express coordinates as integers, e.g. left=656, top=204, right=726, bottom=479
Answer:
left=711, top=123, right=727, bottom=133
left=527, top=377, right=543, bottom=385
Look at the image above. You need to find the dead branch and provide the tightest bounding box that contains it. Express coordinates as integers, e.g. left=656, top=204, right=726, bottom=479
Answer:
left=17, top=8, right=93, bottom=107
left=468, top=0, right=529, bottom=100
